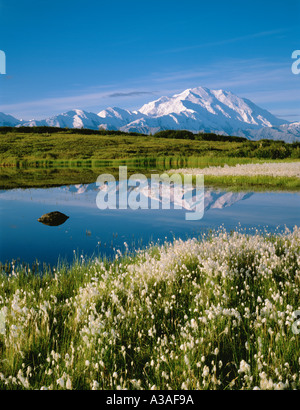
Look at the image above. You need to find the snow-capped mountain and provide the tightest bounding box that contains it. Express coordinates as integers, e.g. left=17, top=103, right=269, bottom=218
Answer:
left=103, top=87, right=288, bottom=138
left=20, top=109, right=104, bottom=130
left=1, top=86, right=299, bottom=142
left=94, top=87, right=292, bottom=137
left=132, top=87, right=287, bottom=133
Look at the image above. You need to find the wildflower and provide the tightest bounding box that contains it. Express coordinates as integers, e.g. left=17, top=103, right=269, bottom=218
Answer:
left=181, top=381, right=189, bottom=390
left=274, top=382, right=286, bottom=390
left=202, top=366, right=210, bottom=377
left=91, top=380, right=99, bottom=390
left=57, top=377, right=65, bottom=388
left=66, top=377, right=72, bottom=390
left=238, top=360, right=250, bottom=374
left=213, top=348, right=219, bottom=356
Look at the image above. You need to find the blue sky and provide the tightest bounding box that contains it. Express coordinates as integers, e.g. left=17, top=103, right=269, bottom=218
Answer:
left=0, top=0, right=299, bottom=121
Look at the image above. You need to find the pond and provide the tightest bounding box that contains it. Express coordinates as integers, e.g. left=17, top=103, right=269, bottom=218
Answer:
left=0, top=181, right=299, bottom=266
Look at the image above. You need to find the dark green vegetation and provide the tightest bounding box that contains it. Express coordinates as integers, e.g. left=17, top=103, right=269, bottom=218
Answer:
left=0, top=126, right=145, bottom=137
left=153, top=129, right=248, bottom=142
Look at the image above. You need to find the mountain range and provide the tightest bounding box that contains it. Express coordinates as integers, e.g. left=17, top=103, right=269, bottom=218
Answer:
left=1, top=86, right=299, bottom=142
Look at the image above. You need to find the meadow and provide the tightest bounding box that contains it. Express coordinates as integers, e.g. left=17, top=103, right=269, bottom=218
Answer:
left=0, top=129, right=248, bottom=165
left=1, top=128, right=300, bottom=166
left=0, top=228, right=299, bottom=390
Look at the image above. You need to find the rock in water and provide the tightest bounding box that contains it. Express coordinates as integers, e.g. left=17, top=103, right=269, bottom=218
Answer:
left=38, top=211, right=69, bottom=227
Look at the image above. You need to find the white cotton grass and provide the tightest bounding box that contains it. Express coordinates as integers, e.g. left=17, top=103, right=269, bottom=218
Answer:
left=0, top=226, right=299, bottom=390
left=169, top=161, right=300, bottom=178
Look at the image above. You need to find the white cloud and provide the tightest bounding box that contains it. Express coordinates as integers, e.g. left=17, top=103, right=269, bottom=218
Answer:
left=157, top=29, right=291, bottom=55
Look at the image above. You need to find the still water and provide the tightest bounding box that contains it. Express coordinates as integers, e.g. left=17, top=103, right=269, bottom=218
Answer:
left=0, top=182, right=299, bottom=266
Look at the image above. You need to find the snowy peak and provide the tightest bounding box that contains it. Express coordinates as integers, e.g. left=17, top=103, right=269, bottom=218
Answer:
left=97, top=107, right=142, bottom=131
left=98, top=107, right=133, bottom=120
left=137, top=86, right=287, bottom=130
left=139, top=96, right=172, bottom=116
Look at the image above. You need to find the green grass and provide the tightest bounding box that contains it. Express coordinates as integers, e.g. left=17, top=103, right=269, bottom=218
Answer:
left=0, top=131, right=245, bottom=165
left=1, top=130, right=299, bottom=190
left=1, top=130, right=300, bottom=166
left=0, top=228, right=299, bottom=390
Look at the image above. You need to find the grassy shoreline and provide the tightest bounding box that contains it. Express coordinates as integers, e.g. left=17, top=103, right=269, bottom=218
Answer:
left=0, top=228, right=299, bottom=390
left=1, top=158, right=300, bottom=191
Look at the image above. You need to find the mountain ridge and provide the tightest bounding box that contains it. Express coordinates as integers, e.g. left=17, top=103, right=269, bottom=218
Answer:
left=1, top=86, right=299, bottom=142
